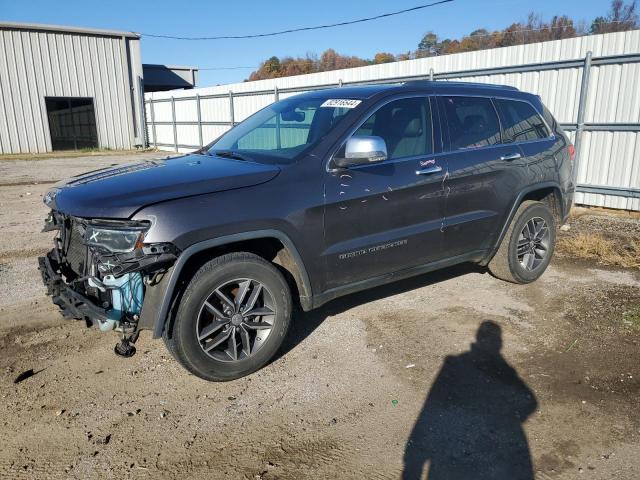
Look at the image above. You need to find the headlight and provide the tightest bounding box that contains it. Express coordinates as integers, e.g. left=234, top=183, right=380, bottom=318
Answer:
left=85, top=223, right=149, bottom=253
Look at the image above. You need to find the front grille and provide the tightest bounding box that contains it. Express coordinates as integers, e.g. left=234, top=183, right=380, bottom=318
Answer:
left=62, top=219, right=87, bottom=276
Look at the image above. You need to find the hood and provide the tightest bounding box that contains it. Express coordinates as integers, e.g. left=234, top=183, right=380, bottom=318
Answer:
left=46, top=154, right=280, bottom=218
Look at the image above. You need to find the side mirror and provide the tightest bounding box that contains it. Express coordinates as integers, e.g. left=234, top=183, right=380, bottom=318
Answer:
left=334, top=136, right=388, bottom=168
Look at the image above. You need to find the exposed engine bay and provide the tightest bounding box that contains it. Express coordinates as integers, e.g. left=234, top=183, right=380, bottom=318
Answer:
left=38, top=211, right=178, bottom=356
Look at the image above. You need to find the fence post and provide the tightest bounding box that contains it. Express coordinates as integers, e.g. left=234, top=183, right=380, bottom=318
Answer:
left=228, top=91, right=235, bottom=127
left=149, top=99, right=157, bottom=149
left=275, top=86, right=281, bottom=148
left=171, top=97, right=178, bottom=152
left=573, top=50, right=592, bottom=187
left=196, top=94, right=203, bottom=148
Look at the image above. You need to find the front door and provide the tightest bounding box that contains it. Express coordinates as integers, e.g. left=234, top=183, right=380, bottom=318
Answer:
left=322, top=96, right=447, bottom=290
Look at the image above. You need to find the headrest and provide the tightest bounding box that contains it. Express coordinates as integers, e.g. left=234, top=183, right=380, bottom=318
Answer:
left=391, top=108, right=423, bottom=138
left=463, top=115, right=486, bottom=133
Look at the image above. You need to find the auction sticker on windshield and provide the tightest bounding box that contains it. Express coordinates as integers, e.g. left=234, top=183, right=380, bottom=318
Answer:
left=320, top=99, right=362, bottom=109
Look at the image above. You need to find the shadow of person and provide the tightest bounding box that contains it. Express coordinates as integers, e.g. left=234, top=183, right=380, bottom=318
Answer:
left=402, top=321, right=537, bottom=480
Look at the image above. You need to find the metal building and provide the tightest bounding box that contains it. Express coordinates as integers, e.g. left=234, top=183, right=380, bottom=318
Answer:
left=143, top=64, right=199, bottom=92
left=0, top=22, right=145, bottom=154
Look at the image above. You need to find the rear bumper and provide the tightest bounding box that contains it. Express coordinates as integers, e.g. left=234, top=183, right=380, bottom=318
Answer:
left=38, top=251, right=110, bottom=325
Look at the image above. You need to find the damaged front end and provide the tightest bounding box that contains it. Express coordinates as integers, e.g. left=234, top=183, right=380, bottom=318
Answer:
left=38, top=211, right=178, bottom=356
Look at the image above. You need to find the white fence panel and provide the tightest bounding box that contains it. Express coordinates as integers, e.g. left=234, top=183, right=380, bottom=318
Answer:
left=200, top=96, right=231, bottom=123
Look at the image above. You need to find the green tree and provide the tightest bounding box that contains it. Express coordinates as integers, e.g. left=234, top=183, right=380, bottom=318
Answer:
left=264, top=56, right=281, bottom=75
left=591, top=16, right=608, bottom=33
left=417, top=31, right=439, bottom=56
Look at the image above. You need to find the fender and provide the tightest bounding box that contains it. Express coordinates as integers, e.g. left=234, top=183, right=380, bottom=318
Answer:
left=480, top=181, right=565, bottom=266
left=141, top=230, right=313, bottom=338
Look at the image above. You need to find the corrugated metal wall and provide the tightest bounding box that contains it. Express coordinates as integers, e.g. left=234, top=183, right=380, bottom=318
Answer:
left=0, top=24, right=144, bottom=154
left=145, top=30, right=640, bottom=211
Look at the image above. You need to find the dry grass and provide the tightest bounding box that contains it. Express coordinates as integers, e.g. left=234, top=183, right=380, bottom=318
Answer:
left=557, top=232, right=640, bottom=269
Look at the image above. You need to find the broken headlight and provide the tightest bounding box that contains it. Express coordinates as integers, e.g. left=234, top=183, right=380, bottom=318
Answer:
left=85, top=222, right=149, bottom=253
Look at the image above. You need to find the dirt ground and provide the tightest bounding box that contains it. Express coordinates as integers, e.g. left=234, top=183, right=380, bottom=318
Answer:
left=0, top=152, right=639, bottom=480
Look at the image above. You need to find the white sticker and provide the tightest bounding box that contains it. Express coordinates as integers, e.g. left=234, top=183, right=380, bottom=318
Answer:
left=320, top=99, right=362, bottom=109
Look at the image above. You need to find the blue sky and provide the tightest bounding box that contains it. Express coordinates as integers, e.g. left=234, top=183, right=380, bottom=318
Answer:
left=1, top=0, right=614, bottom=86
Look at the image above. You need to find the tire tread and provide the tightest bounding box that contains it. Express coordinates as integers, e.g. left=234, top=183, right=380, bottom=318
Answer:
left=164, top=252, right=291, bottom=381
left=488, top=200, right=555, bottom=284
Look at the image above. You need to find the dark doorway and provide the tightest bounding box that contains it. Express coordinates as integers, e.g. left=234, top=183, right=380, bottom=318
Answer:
left=45, top=97, right=98, bottom=150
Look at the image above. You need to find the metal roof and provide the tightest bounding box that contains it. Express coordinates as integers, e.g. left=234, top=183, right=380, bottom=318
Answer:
left=0, top=21, right=139, bottom=39
left=143, top=64, right=199, bottom=92
left=143, top=64, right=198, bottom=71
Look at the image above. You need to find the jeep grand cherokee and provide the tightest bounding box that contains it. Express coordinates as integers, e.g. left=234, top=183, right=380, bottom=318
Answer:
left=39, top=81, right=575, bottom=381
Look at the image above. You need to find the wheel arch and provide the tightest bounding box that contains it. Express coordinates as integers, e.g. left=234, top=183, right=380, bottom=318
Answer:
left=481, top=182, right=565, bottom=266
left=141, top=230, right=313, bottom=339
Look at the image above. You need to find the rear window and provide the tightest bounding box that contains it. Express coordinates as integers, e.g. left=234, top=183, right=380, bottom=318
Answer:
left=441, top=96, right=501, bottom=150
left=495, top=99, right=550, bottom=143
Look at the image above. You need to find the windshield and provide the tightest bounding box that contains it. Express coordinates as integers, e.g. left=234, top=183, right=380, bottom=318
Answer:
left=206, top=96, right=358, bottom=164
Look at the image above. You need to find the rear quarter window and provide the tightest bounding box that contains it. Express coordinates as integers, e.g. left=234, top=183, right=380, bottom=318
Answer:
left=495, top=99, right=550, bottom=143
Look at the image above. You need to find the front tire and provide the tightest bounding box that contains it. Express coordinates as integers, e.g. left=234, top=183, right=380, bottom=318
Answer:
left=488, top=200, right=556, bottom=284
left=164, top=252, right=292, bottom=381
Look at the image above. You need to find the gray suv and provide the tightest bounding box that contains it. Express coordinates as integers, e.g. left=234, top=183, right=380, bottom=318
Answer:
left=39, top=81, right=575, bottom=381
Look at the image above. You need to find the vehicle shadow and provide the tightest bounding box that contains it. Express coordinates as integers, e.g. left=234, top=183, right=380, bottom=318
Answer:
left=402, top=321, right=537, bottom=480
left=277, top=262, right=484, bottom=360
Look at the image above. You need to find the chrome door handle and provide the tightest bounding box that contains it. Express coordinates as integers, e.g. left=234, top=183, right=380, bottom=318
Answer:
left=500, top=153, right=522, bottom=161
left=415, top=165, right=443, bottom=175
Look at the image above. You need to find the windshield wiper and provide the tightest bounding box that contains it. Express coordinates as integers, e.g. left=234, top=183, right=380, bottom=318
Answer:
left=211, top=150, right=250, bottom=161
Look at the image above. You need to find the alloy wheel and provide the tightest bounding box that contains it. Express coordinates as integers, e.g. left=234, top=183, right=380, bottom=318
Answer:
left=517, top=216, right=550, bottom=271
left=195, top=278, right=275, bottom=362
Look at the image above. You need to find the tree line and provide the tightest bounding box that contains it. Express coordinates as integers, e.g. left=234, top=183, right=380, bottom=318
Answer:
left=247, top=0, right=638, bottom=81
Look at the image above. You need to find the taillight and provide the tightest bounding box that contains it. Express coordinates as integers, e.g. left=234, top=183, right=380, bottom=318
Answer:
left=568, top=144, right=576, bottom=162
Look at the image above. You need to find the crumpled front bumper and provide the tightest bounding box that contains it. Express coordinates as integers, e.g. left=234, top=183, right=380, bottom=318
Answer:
left=38, top=250, right=110, bottom=326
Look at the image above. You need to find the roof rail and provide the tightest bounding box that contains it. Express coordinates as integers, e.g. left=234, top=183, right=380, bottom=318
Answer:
left=403, top=80, right=520, bottom=91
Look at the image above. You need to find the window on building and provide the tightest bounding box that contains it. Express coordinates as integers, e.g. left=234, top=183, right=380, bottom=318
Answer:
left=45, top=97, right=98, bottom=150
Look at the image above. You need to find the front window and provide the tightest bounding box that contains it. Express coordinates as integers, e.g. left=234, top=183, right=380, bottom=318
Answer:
left=350, top=97, right=433, bottom=160
left=207, top=97, right=355, bottom=163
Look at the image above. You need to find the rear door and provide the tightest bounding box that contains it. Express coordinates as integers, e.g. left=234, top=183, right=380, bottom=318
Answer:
left=438, top=95, right=526, bottom=258
left=494, top=97, right=557, bottom=180
left=322, top=96, right=447, bottom=290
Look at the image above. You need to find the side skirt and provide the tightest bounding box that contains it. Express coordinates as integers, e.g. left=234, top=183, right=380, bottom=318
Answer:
left=310, top=250, right=486, bottom=309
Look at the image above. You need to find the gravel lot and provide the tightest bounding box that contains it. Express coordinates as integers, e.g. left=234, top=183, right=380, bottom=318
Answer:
left=0, top=152, right=639, bottom=480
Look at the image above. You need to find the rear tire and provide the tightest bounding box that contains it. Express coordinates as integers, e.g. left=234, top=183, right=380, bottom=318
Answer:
left=488, top=200, right=556, bottom=284
left=164, top=252, right=292, bottom=381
